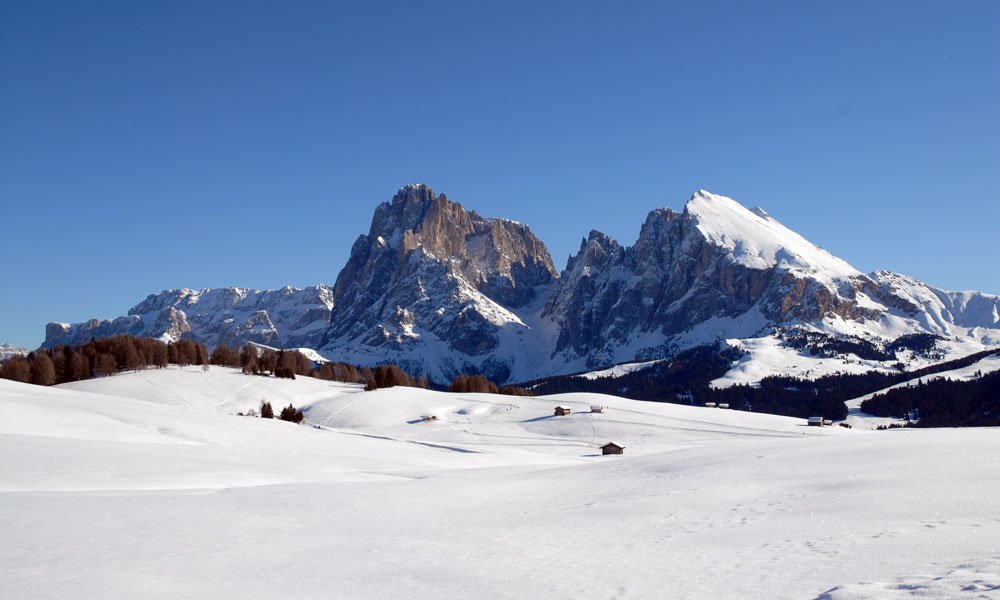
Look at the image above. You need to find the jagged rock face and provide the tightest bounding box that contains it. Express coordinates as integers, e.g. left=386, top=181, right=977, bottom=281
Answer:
left=341, top=184, right=556, bottom=306
left=43, top=286, right=335, bottom=349
left=543, top=191, right=957, bottom=367
left=321, top=184, right=557, bottom=361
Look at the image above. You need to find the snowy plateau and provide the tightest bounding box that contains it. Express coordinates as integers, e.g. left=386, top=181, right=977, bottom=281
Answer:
left=42, top=184, right=1000, bottom=387
left=2, top=367, right=1000, bottom=599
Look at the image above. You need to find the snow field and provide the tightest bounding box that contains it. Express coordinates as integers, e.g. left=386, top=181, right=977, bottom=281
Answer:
left=1, top=368, right=998, bottom=599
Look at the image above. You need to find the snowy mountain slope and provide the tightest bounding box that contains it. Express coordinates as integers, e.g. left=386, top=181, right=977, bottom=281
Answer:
left=0, top=343, right=27, bottom=361
left=544, top=191, right=1000, bottom=382
left=44, top=285, right=335, bottom=349
left=686, top=190, right=860, bottom=280
left=3, top=371, right=999, bottom=598
left=41, top=186, right=1000, bottom=385
left=866, top=270, right=1000, bottom=333
left=841, top=352, right=1000, bottom=429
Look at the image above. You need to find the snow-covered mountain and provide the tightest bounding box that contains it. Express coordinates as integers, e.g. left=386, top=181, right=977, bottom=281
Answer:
left=316, top=184, right=558, bottom=382
left=546, top=190, right=1000, bottom=378
left=0, top=343, right=27, bottom=361
left=45, top=285, right=335, bottom=350
left=42, top=186, right=1000, bottom=383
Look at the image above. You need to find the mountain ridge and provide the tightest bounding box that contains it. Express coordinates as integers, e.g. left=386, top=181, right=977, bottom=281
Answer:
left=42, top=185, right=1000, bottom=383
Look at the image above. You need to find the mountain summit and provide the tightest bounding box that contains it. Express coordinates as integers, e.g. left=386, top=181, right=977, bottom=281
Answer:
left=318, top=184, right=557, bottom=380
left=44, top=187, right=1000, bottom=383
left=685, top=190, right=859, bottom=278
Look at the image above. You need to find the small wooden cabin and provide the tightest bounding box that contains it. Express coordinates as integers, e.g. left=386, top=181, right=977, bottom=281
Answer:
left=718, top=403, right=730, bottom=409
left=808, top=416, right=824, bottom=427
left=554, top=406, right=572, bottom=416
left=601, top=442, right=625, bottom=455
left=590, top=405, right=604, bottom=413
left=704, top=402, right=717, bottom=408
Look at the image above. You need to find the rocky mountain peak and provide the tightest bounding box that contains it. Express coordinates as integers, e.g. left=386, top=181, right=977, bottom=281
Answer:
left=394, top=182, right=436, bottom=203
left=321, top=186, right=560, bottom=379
left=341, top=186, right=558, bottom=305
left=682, top=190, right=860, bottom=279
left=566, top=231, right=624, bottom=274
left=41, top=186, right=1000, bottom=385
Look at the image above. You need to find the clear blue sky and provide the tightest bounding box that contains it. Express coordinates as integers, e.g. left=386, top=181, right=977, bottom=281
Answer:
left=1, top=1, right=997, bottom=349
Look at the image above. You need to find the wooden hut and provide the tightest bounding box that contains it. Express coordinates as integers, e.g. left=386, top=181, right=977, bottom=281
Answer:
left=554, top=406, right=572, bottom=416
left=590, top=405, right=604, bottom=413
left=601, top=442, right=625, bottom=455
left=808, top=416, right=824, bottom=427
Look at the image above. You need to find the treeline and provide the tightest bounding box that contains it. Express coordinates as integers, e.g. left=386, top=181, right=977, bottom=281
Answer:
left=206, top=343, right=365, bottom=384
left=0, top=336, right=209, bottom=386
left=362, top=364, right=429, bottom=390
left=528, top=345, right=739, bottom=400
left=0, top=336, right=369, bottom=388
left=860, top=370, right=1000, bottom=427
left=777, top=330, right=944, bottom=363
left=526, top=345, right=1000, bottom=422
left=448, top=374, right=532, bottom=396
left=700, top=380, right=849, bottom=421
left=360, top=364, right=531, bottom=396
left=0, top=335, right=530, bottom=396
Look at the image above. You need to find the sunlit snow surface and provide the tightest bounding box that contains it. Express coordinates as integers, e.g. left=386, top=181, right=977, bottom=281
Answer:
left=2, top=367, right=998, bottom=599
left=686, top=190, right=860, bottom=281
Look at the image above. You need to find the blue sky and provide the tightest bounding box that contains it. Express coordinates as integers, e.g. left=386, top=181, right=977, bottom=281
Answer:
left=1, top=1, right=997, bottom=349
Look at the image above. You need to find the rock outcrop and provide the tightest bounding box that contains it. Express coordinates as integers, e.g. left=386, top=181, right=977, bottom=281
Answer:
left=318, top=184, right=558, bottom=381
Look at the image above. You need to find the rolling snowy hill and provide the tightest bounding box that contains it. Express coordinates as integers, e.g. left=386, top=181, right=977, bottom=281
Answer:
left=2, top=368, right=999, bottom=598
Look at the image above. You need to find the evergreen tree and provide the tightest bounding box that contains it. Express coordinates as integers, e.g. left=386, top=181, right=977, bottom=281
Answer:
left=279, top=403, right=304, bottom=423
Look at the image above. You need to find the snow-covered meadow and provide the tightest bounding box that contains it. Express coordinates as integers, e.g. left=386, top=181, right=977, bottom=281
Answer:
left=1, top=367, right=998, bottom=598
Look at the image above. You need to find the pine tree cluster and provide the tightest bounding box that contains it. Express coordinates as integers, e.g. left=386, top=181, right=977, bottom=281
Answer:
left=861, top=370, right=1000, bottom=427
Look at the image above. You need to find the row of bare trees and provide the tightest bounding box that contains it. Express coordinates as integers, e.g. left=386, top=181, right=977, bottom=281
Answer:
left=206, top=342, right=365, bottom=383
left=448, top=374, right=532, bottom=396
left=0, top=336, right=209, bottom=386
left=0, top=336, right=533, bottom=398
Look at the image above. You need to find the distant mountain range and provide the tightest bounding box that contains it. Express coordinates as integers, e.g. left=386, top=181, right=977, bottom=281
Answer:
left=44, top=184, right=1000, bottom=384
left=0, top=343, right=27, bottom=361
